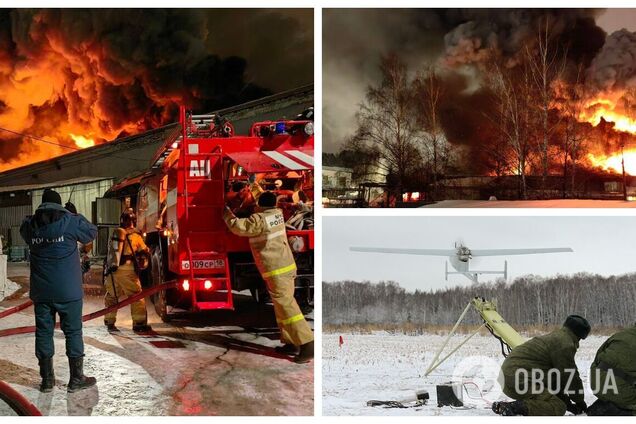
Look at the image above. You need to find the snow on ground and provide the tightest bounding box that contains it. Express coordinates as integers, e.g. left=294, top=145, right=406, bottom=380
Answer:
left=423, top=199, right=636, bottom=208
left=0, top=279, right=19, bottom=301
left=0, top=264, right=313, bottom=416
left=323, top=332, right=604, bottom=416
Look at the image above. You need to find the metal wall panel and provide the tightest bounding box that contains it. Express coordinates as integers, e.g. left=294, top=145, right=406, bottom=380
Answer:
left=0, top=205, right=32, bottom=247
left=31, top=179, right=114, bottom=219
left=96, top=198, right=122, bottom=225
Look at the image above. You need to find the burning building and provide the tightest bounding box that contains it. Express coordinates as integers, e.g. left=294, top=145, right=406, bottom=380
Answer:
left=0, top=85, right=313, bottom=260
left=0, top=9, right=313, bottom=172
left=323, top=9, right=636, bottom=201
left=0, top=8, right=313, bottom=255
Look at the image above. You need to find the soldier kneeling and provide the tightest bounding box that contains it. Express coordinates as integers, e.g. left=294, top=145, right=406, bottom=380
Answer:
left=492, top=315, right=591, bottom=416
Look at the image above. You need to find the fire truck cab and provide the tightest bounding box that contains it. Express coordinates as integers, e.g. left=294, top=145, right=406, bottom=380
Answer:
left=107, top=107, right=314, bottom=321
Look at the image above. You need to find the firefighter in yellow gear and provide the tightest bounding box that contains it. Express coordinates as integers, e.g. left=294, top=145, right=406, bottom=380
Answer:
left=104, top=210, right=152, bottom=333
left=223, top=190, right=314, bottom=363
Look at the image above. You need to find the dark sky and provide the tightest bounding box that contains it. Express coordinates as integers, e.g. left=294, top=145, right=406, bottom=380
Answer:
left=322, top=8, right=635, bottom=154
left=204, top=9, right=313, bottom=92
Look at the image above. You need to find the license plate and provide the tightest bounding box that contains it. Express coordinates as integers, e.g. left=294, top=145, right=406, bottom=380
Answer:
left=181, top=259, right=225, bottom=270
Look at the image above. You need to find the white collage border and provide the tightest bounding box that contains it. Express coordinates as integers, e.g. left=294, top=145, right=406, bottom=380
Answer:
left=5, top=3, right=636, bottom=424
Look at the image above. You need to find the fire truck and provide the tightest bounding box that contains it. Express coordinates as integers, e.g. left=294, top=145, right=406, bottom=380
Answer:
left=106, top=107, right=314, bottom=321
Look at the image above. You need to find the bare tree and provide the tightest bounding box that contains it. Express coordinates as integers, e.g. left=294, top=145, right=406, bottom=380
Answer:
left=324, top=273, right=636, bottom=329
left=485, top=61, right=534, bottom=199
left=413, top=67, right=451, bottom=199
left=350, top=54, right=421, bottom=199
left=526, top=17, right=567, bottom=187
left=555, top=64, right=585, bottom=197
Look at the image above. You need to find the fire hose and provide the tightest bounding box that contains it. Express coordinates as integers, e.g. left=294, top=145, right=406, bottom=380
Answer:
left=0, top=300, right=33, bottom=319
left=0, top=380, right=42, bottom=416
left=0, top=281, right=177, bottom=415
left=0, top=281, right=178, bottom=338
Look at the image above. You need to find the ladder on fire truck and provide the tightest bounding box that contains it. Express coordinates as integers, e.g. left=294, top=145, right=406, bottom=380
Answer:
left=179, top=107, right=234, bottom=311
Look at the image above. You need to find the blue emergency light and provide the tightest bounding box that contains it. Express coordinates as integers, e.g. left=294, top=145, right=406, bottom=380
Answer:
left=275, top=122, right=287, bottom=134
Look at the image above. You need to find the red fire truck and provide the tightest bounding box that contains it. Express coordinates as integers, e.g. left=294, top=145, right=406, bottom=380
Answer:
left=106, top=107, right=314, bottom=321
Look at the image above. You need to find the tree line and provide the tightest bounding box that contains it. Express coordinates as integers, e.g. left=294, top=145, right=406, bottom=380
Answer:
left=323, top=273, right=636, bottom=328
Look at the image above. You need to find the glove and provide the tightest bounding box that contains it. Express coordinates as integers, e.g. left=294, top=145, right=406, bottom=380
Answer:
left=248, top=174, right=256, bottom=184
left=65, top=201, right=77, bottom=214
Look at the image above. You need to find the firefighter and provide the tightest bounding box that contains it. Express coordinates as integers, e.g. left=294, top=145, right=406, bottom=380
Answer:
left=104, top=210, right=151, bottom=333
left=492, top=315, right=591, bottom=416
left=19, top=189, right=97, bottom=393
left=588, top=324, right=636, bottom=416
left=223, top=191, right=314, bottom=363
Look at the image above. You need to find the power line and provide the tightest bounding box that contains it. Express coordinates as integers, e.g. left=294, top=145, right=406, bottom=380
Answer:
left=0, top=125, right=152, bottom=164
left=0, top=126, right=80, bottom=151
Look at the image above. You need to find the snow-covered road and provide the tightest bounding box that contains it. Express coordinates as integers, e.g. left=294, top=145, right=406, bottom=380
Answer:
left=0, top=264, right=313, bottom=416
left=423, top=199, right=636, bottom=208
left=323, top=332, right=604, bottom=416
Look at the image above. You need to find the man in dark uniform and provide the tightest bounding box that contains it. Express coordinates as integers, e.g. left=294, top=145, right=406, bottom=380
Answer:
left=492, top=315, right=591, bottom=416
left=20, top=189, right=97, bottom=393
left=588, top=324, right=636, bottom=415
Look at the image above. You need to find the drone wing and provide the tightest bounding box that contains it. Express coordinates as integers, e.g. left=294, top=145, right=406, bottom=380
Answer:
left=350, top=247, right=455, bottom=256
left=471, top=248, right=573, bottom=257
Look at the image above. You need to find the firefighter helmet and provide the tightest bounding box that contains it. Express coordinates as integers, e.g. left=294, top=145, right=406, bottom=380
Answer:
left=120, top=210, right=137, bottom=228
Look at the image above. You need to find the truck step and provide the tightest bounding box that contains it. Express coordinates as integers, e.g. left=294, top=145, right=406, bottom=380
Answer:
left=196, top=301, right=234, bottom=311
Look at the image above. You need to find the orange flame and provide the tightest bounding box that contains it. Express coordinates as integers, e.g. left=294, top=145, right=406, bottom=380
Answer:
left=69, top=134, right=95, bottom=149
left=579, top=98, right=636, bottom=134
left=587, top=150, right=636, bottom=176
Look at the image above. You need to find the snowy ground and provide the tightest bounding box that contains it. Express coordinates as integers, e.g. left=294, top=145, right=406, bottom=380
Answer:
left=423, top=199, right=636, bottom=208
left=0, top=279, right=19, bottom=301
left=322, top=332, right=604, bottom=416
left=0, top=263, right=313, bottom=416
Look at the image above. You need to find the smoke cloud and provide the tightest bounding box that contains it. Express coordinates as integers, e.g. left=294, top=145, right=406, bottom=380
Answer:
left=323, top=8, right=610, bottom=154
left=0, top=9, right=313, bottom=170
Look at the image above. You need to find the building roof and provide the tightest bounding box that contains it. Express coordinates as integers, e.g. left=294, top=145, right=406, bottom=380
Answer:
left=0, top=176, right=113, bottom=194
left=0, top=85, right=314, bottom=183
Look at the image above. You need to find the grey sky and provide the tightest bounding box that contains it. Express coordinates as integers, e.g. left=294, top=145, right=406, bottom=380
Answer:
left=323, top=216, right=636, bottom=291
left=598, top=9, right=636, bottom=32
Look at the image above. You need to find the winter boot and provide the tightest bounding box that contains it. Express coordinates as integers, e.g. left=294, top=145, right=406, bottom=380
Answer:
left=106, top=323, right=120, bottom=332
left=132, top=324, right=152, bottom=333
left=492, top=400, right=529, bottom=416
left=295, top=341, right=314, bottom=364
left=275, top=344, right=300, bottom=355
left=67, top=357, right=97, bottom=393
left=38, top=357, right=55, bottom=393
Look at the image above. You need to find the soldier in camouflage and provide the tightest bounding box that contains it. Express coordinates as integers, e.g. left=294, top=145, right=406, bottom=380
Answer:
left=492, top=315, right=591, bottom=416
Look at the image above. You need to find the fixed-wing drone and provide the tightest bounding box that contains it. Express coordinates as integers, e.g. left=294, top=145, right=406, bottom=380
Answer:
left=350, top=242, right=573, bottom=283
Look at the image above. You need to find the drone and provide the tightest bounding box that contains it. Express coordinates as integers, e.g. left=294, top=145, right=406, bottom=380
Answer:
left=350, top=242, right=573, bottom=283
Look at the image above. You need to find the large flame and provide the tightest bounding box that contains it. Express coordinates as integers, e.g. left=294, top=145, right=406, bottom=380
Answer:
left=579, top=98, right=636, bottom=134
left=69, top=134, right=96, bottom=149
left=587, top=150, right=636, bottom=176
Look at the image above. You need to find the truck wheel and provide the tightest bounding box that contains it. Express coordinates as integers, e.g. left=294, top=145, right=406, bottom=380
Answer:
left=151, top=249, right=172, bottom=322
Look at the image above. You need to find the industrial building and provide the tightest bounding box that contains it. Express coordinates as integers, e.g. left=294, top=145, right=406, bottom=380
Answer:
left=0, top=85, right=313, bottom=260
